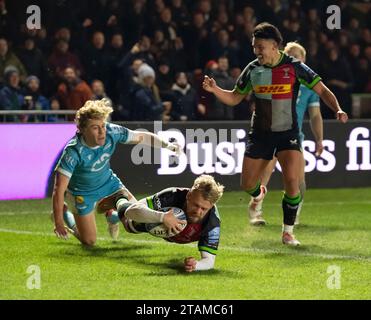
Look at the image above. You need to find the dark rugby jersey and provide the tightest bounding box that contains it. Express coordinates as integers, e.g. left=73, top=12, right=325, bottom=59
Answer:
left=235, top=52, right=321, bottom=133
left=144, top=187, right=221, bottom=255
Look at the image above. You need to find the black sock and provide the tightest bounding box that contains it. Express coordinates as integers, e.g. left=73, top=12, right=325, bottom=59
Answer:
left=282, top=193, right=302, bottom=226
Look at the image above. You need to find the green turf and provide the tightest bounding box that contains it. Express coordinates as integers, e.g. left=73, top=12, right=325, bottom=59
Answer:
left=0, top=189, right=370, bottom=300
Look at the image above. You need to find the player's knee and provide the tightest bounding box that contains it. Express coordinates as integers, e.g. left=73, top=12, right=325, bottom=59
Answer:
left=80, top=237, right=96, bottom=247
left=240, top=180, right=256, bottom=192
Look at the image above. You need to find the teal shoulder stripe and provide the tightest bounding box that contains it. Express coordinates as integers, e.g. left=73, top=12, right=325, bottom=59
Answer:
left=199, top=246, right=217, bottom=255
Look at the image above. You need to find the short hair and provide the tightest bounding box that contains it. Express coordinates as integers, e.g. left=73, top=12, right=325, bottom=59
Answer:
left=253, top=22, right=283, bottom=46
left=75, top=99, right=113, bottom=129
left=191, top=175, right=224, bottom=204
left=284, top=42, right=306, bottom=58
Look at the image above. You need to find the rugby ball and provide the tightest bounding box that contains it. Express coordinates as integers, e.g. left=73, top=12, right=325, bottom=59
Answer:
left=146, top=207, right=187, bottom=238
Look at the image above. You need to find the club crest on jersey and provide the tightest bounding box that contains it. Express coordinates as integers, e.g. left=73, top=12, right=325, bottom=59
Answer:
left=75, top=196, right=84, bottom=204
left=92, top=153, right=110, bottom=172
left=254, top=84, right=291, bottom=94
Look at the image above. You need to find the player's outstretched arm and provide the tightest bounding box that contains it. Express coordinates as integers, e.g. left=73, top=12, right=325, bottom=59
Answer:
left=308, top=107, right=324, bottom=156
left=184, top=251, right=216, bottom=272
left=128, top=131, right=182, bottom=155
left=312, top=81, right=348, bottom=123
left=125, top=202, right=186, bottom=232
left=52, top=173, right=70, bottom=240
left=202, top=75, right=245, bottom=106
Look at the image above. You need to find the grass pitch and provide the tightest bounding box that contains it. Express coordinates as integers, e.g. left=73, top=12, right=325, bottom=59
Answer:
left=0, top=189, right=370, bottom=300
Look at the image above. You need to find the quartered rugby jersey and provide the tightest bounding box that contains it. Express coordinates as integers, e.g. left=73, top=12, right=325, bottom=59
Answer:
left=235, top=52, right=321, bottom=133
left=145, top=187, right=221, bottom=255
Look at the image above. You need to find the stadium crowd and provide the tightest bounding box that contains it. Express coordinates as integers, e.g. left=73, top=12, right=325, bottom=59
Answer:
left=0, top=0, right=370, bottom=121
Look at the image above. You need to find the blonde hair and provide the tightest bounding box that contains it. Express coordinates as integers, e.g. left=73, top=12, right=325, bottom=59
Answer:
left=284, top=42, right=306, bottom=59
left=191, top=175, right=225, bottom=204
left=75, top=98, right=113, bottom=129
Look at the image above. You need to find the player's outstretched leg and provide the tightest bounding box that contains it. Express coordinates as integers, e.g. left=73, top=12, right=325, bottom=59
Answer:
left=96, top=189, right=130, bottom=213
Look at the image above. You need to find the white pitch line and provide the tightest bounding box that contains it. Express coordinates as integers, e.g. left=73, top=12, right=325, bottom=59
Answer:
left=0, top=228, right=370, bottom=263
left=0, top=199, right=371, bottom=216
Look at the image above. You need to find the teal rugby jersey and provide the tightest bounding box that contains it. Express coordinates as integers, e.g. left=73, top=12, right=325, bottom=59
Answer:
left=55, top=123, right=133, bottom=195
left=296, top=84, right=320, bottom=133
left=235, top=52, right=321, bottom=133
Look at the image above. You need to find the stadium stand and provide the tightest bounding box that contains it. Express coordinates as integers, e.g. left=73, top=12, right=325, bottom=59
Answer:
left=0, top=0, right=370, bottom=121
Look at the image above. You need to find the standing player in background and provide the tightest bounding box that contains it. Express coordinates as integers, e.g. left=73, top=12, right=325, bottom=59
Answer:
left=98, top=175, right=224, bottom=272
left=203, top=23, right=348, bottom=246
left=52, top=98, right=182, bottom=246
left=248, top=42, right=324, bottom=226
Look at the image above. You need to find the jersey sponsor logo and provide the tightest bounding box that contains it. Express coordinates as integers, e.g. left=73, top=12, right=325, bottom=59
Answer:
left=92, top=153, right=110, bottom=172
left=254, top=84, right=291, bottom=94
left=290, top=139, right=298, bottom=145
left=75, top=196, right=84, bottom=204
left=64, top=154, right=75, bottom=166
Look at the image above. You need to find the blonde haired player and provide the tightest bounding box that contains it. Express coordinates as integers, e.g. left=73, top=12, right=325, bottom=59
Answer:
left=102, top=175, right=225, bottom=272
left=248, top=42, right=324, bottom=227
left=52, top=99, right=182, bottom=246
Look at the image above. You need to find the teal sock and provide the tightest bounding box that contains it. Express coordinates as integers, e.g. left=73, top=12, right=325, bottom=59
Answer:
left=106, top=210, right=120, bottom=224
left=63, top=210, right=76, bottom=229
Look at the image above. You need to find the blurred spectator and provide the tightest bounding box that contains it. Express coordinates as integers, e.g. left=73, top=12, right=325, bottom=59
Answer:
left=347, top=44, right=369, bottom=93
left=107, top=32, right=127, bottom=102
left=83, top=31, right=111, bottom=86
left=130, top=63, right=165, bottom=121
left=48, top=39, right=84, bottom=79
left=47, top=97, right=65, bottom=122
left=210, top=29, right=239, bottom=68
left=121, top=0, right=148, bottom=46
left=117, top=53, right=145, bottom=120
left=0, top=0, right=17, bottom=41
left=364, top=45, right=371, bottom=64
left=319, top=47, right=353, bottom=118
left=183, top=11, right=210, bottom=69
left=91, top=79, right=112, bottom=105
left=170, top=0, right=190, bottom=31
left=357, top=58, right=370, bottom=93
left=197, top=60, right=219, bottom=119
left=56, top=67, right=93, bottom=111
left=156, top=58, right=174, bottom=101
left=156, top=7, right=179, bottom=41
left=22, top=75, right=50, bottom=122
left=305, top=41, right=320, bottom=72
left=0, top=38, right=27, bottom=83
left=0, top=66, right=24, bottom=121
left=171, top=72, right=200, bottom=121
left=207, top=56, right=234, bottom=120
left=17, top=38, right=49, bottom=93
left=150, top=29, right=171, bottom=61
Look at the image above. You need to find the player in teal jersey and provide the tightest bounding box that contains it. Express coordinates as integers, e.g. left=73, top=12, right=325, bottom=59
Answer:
left=248, top=42, right=323, bottom=226
left=203, top=23, right=348, bottom=246
left=52, top=99, right=182, bottom=246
